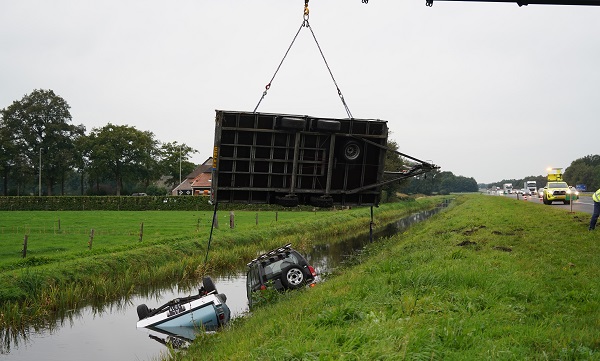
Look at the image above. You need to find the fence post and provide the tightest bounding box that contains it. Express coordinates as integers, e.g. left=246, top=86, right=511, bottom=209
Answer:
left=88, top=229, right=94, bottom=250
left=255, top=212, right=259, bottom=225
left=58, top=217, right=61, bottom=232
left=139, top=222, right=144, bottom=242
left=276, top=211, right=278, bottom=222
left=22, top=235, right=28, bottom=258
left=229, top=211, right=235, bottom=229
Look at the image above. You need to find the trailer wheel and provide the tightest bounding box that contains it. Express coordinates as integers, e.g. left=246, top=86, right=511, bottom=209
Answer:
left=310, top=196, right=333, bottom=208
left=277, top=195, right=299, bottom=207
left=314, top=119, right=341, bottom=132
left=278, top=117, right=306, bottom=130
left=342, top=141, right=361, bottom=162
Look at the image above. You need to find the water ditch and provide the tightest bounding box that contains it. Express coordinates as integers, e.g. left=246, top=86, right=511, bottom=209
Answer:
left=1, top=203, right=449, bottom=361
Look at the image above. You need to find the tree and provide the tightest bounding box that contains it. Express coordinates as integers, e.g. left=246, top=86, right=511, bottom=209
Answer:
left=564, top=154, right=600, bottom=191
left=0, top=119, right=18, bottom=195
left=87, top=124, right=159, bottom=195
left=159, top=141, right=198, bottom=189
left=380, top=139, right=407, bottom=202
left=0, top=89, right=85, bottom=195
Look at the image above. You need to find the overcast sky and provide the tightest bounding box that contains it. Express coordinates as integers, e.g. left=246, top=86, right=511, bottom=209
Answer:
left=1, top=1, right=598, bottom=184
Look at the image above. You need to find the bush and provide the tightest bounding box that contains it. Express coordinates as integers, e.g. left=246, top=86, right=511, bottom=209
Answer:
left=0, top=195, right=212, bottom=211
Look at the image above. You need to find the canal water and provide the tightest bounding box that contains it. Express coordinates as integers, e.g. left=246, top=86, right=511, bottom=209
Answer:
left=1, top=205, right=447, bottom=361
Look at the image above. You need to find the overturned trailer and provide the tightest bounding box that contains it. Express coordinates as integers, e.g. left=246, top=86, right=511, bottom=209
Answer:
left=210, top=110, right=437, bottom=207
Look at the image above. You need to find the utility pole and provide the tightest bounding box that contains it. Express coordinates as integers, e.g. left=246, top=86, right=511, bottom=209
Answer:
left=38, top=148, right=42, bottom=196
left=179, top=145, right=182, bottom=185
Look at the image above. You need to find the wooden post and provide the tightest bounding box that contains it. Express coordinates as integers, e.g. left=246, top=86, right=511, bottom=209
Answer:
left=229, top=211, right=235, bottom=229
left=255, top=212, right=259, bottom=225
left=88, top=229, right=94, bottom=249
left=276, top=211, right=278, bottom=222
left=196, top=218, right=201, bottom=232
left=58, top=217, right=61, bottom=232
left=139, top=222, right=144, bottom=242
left=22, top=235, right=28, bottom=258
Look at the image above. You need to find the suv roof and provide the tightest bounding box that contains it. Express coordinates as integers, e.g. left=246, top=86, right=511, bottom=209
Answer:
left=247, top=243, right=295, bottom=267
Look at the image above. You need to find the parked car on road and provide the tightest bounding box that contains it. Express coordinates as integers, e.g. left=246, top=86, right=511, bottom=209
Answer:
left=246, top=244, right=317, bottom=308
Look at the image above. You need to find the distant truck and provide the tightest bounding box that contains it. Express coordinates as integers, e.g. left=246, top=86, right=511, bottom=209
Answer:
left=503, top=183, right=513, bottom=194
left=525, top=180, right=537, bottom=196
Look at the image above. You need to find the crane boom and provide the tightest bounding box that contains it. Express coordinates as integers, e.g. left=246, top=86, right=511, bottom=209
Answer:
left=425, top=0, right=600, bottom=6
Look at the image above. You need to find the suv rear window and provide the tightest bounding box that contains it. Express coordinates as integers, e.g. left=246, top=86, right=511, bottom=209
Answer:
left=262, top=252, right=302, bottom=279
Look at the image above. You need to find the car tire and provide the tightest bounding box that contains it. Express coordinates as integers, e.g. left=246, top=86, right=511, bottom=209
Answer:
left=281, top=266, right=305, bottom=290
left=137, top=304, right=150, bottom=320
left=203, top=276, right=217, bottom=294
left=543, top=196, right=551, bottom=205
left=563, top=200, right=570, bottom=205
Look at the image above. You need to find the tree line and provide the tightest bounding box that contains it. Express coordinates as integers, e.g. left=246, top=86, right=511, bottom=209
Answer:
left=1, top=89, right=481, bottom=199
left=0, top=89, right=198, bottom=196
left=481, top=154, right=600, bottom=192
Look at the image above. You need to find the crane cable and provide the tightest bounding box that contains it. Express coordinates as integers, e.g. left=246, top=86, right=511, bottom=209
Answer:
left=253, top=0, right=353, bottom=119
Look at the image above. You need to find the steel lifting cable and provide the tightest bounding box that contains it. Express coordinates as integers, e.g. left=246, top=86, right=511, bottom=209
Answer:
left=253, top=0, right=353, bottom=119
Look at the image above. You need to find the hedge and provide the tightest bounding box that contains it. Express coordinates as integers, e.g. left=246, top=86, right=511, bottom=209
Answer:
left=0, top=195, right=212, bottom=211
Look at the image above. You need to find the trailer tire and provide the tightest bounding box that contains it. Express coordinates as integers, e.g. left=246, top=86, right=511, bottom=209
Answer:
left=341, top=140, right=361, bottom=162
left=277, top=195, right=299, bottom=207
left=314, top=119, right=341, bottom=132
left=310, top=196, right=334, bottom=208
left=278, top=117, right=306, bottom=130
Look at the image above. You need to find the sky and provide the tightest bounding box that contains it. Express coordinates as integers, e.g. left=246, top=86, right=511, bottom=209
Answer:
left=1, top=1, right=598, bottom=184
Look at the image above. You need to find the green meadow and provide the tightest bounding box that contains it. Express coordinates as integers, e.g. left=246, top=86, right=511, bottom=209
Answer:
left=167, top=195, right=600, bottom=361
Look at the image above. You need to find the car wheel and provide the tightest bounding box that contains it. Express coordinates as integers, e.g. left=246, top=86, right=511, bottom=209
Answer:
left=203, top=276, right=217, bottom=294
left=543, top=196, right=551, bottom=205
left=281, top=266, right=305, bottom=289
left=563, top=200, right=570, bottom=205
left=137, top=304, right=150, bottom=320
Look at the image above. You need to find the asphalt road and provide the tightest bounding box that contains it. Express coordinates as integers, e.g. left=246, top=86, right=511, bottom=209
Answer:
left=497, top=192, right=594, bottom=215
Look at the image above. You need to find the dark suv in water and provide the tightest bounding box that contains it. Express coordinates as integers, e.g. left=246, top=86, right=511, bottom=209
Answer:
left=246, top=244, right=317, bottom=306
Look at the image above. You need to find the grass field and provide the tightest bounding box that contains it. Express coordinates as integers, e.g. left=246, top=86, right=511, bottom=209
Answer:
left=168, top=194, right=600, bottom=361
left=0, top=197, right=443, bottom=329
left=0, top=210, right=316, bottom=270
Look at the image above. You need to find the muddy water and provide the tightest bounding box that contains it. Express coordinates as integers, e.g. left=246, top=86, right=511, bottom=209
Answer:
left=0, top=205, right=446, bottom=361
